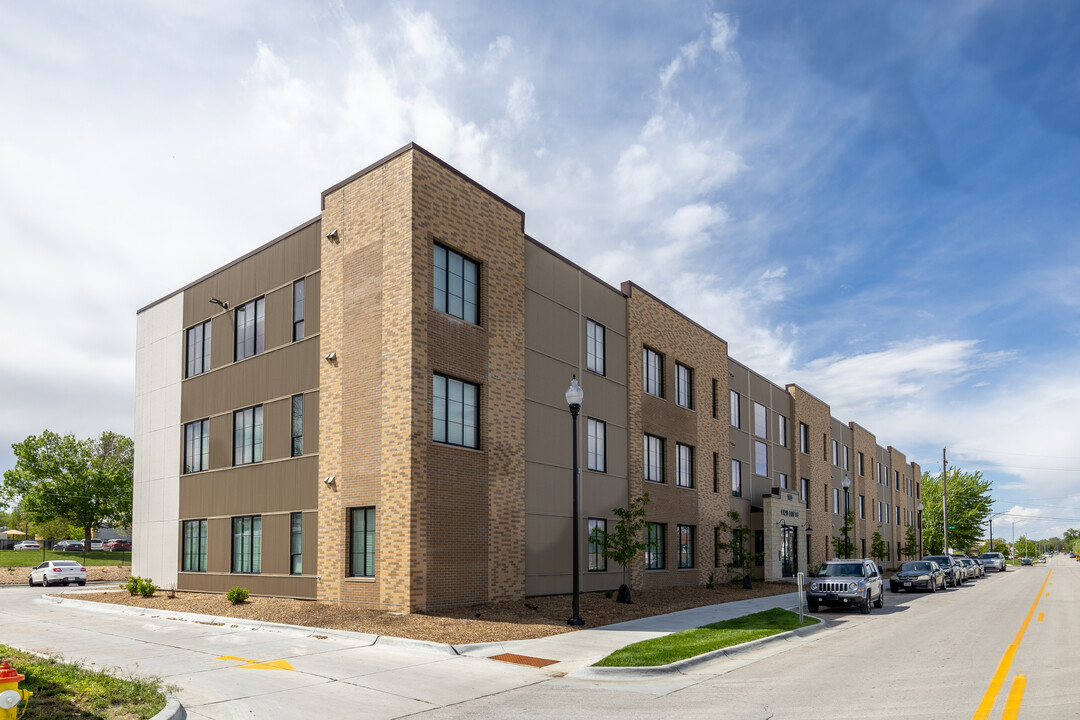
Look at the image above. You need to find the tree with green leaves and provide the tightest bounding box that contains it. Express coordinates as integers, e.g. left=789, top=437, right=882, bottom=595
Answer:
left=2, top=430, right=133, bottom=550
left=901, top=523, right=919, bottom=560
left=715, top=510, right=760, bottom=588
left=591, top=492, right=650, bottom=603
left=870, top=529, right=889, bottom=568
left=831, top=510, right=856, bottom=558
left=977, top=538, right=1009, bottom=556
left=920, top=467, right=993, bottom=554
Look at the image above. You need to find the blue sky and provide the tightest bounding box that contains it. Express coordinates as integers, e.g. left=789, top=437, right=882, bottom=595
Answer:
left=2, top=1, right=1078, bottom=542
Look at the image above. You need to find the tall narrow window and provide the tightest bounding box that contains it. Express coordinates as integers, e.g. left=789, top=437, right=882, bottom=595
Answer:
left=233, top=406, right=263, bottom=466
left=676, top=443, right=694, bottom=488
left=713, top=452, right=719, bottom=493
left=843, top=446, right=850, bottom=470
left=886, top=504, right=891, bottom=524
left=833, top=488, right=840, bottom=514
left=291, top=394, right=304, bottom=457
left=730, top=390, right=741, bottom=428
left=832, top=440, right=839, bottom=466
left=433, top=373, right=479, bottom=448
left=290, top=512, right=302, bottom=575
left=182, top=519, right=207, bottom=572
left=185, top=320, right=211, bottom=378
left=777, top=415, right=787, bottom=447
left=754, top=440, right=768, bottom=477
left=587, top=418, right=606, bottom=472
left=753, top=402, right=767, bottom=439
left=231, top=515, right=261, bottom=573
left=858, top=452, right=865, bottom=476
left=799, top=423, right=809, bottom=453
left=588, top=518, right=606, bottom=571
left=234, top=297, right=265, bottom=361
left=643, top=347, right=663, bottom=396
left=292, top=278, right=305, bottom=341
left=676, top=363, right=693, bottom=408
left=349, top=507, right=376, bottom=577
left=859, top=495, right=865, bottom=519
left=731, top=459, right=742, bottom=497
left=433, top=244, right=479, bottom=324
left=779, top=472, right=789, bottom=490
left=644, top=434, right=664, bottom=483
left=677, top=525, right=695, bottom=568
left=801, top=477, right=809, bottom=505
left=711, top=379, right=718, bottom=419
left=645, top=522, right=665, bottom=570
left=586, top=319, right=605, bottom=375
left=184, top=419, right=209, bottom=473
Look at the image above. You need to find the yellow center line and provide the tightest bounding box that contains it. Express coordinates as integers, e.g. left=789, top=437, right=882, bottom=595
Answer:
left=971, top=569, right=1051, bottom=720
left=1002, top=674, right=1027, bottom=720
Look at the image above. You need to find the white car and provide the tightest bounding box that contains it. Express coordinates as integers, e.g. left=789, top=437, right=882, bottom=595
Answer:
left=13, top=541, right=41, bottom=551
left=28, top=560, right=87, bottom=587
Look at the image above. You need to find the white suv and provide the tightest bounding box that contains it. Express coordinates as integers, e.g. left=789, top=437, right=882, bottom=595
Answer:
left=807, top=558, right=885, bottom=614
left=979, top=552, right=1007, bottom=572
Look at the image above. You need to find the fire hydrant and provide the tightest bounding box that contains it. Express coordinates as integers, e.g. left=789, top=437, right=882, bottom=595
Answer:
left=0, top=662, right=32, bottom=719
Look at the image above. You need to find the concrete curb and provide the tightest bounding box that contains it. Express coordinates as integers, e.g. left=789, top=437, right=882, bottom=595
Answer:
left=570, top=615, right=827, bottom=679
left=149, top=695, right=186, bottom=720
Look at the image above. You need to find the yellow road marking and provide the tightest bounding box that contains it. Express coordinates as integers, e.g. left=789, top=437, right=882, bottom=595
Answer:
left=1037, top=612, right=1044, bottom=622
left=1002, top=673, right=1027, bottom=720
left=971, top=569, right=1050, bottom=720
left=216, top=655, right=296, bottom=671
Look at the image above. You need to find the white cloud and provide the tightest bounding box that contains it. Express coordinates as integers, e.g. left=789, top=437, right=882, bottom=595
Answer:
left=507, top=77, right=536, bottom=128
left=484, top=35, right=513, bottom=72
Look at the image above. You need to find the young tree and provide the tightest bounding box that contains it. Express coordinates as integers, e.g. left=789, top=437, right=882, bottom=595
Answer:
left=870, top=528, right=889, bottom=568
left=830, top=510, right=856, bottom=558
left=3, top=430, right=133, bottom=550
left=920, top=466, right=993, bottom=554
left=715, top=510, right=760, bottom=588
left=901, top=524, right=919, bottom=560
left=591, top=492, right=650, bottom=603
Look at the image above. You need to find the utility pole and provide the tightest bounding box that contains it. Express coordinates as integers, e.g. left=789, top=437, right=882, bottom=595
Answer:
left=942, top=448, right=948, bottom=554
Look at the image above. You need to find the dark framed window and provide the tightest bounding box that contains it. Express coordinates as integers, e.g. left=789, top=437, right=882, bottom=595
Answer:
left=183, top=419, right=209, bottom=473
left=754, top=402, right=767, bottom=439
left=833, top=488, right=840, bottom=514
left=587, top=418, right=606, bottom=472
left=433, top=373, right=479, bottom=448
left=233, top=405, right=263, bottom=465
left=290, top=512, right=302, bottom=575
left=677, top=525, right=695, bottom=569
left=231, top=515, right=261, bottom=574
left=234, top=297, right=265, bottom=361
left=293, top=278, right=305, bottom=341
left=754, top=440, right=768, bottom=477
left=779, top=472, right=789, bottom=490
left=588, top=518, right=606, bottom=571
left=645, top=522, right=665, bottom=570
left=185, top=320, right=211, bottom=378
left=349, top=507, right=376, bottom=578
left=643, top=347, right=663, bottom=396
left=832, top=439, right=839, bottom=466
left=586, top=319, right=605, bottom=375
left=644, top=434, right=664, bottom=483
left=291, top=395, right=304, bottom=457
left=731, top=459, right=742, bottom=497
left=858, top=451, right=865, bottom=476
left=843, top=445, right=850, bottom=470
left=801, top=477, right=809, bottom=505
left=433, top=244, right=479, bottom=324
left=713, top=452, right=719, bottom=493
left=676, top=443, right=694, bottom=488
left=676, top=363, right=693, bottom=409
left=730, top=390, right=741, bottom=428
left=755, top=530, right=765, bottom=567
left=732, top=529, right=744, bottom=567
left=777, top=415, right=787, bottom=447
left=859, top=495, right=866, bottom=519
left=799, top=422, right=809, bottom=453
left=181, top=519, right=206, bottom=572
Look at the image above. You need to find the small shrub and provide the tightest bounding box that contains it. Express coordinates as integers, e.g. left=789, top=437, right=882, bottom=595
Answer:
left=604, top=589, right=614, bottom=599
left=226, top=586, right=249, bottom=605
left=706, top=572, right=716, bottom=590
left=124, top=576, right=157, bottom=597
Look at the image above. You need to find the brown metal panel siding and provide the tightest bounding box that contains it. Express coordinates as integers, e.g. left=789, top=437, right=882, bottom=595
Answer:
left=262, top=396, right=290, bottom=462
left=209, top=311, right=233, bottom=371
left=260, top=513, right=290, bottom=576
left=208, top=414, right=232, bottom=471
left=304, top=271, right=321, bottom=336
left=303, top=389, right=319, bottom=454
left=178, top=572, right=317, bottom=599
left=180, top=455, right=319, bottom=518
left=301, top=510, right=317, bottom=576
left=207, top=517, right=231, bottom=573
left=264, top=284, right=293, bottom=350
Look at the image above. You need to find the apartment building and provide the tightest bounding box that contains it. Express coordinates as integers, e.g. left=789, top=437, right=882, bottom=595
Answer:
left=133, top=143, right=923, bottom=611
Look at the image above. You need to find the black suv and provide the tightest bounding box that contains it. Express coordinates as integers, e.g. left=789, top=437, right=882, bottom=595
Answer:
left=923, top=555, right=963, bottom=587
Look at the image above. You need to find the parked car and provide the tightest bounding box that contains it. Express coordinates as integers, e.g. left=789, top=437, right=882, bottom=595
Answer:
left=979, top=551, right=1007, bottom=572
left=103, top=538, right=131, bottom=552
left=807, top=559, right=885, bottom=614
left=954, top=556, right=982, bottom=578
left=88, top=538, right=103, bottom=551
left=924, top=555, right=964, bottom=587
left=890, top=560, right=945, bottom=593
left=963, top=557, right=984, bottom=578
left=28, top=560, right=86, bottom=587
left=52, top=540, right=81, bottom=551
left=13, top=541, right=41, bottom=551
left=1020, top=557, right=1033, bottom=566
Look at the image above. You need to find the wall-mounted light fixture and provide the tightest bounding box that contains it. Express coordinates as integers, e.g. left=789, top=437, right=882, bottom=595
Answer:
left=209, top=298, right=229, bottom=311
left=324, top=351, right=337, bottom=362
left=323, top=476, right=336, bottom=485
left=324, top=229, right=340, bottom=243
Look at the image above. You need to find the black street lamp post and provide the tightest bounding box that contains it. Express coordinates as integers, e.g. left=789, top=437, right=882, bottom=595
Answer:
left=566, top=375, right=585, bottom=627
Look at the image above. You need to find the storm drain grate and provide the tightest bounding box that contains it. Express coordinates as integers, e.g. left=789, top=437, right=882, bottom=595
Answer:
left=489, top=653, right=558, bottom=668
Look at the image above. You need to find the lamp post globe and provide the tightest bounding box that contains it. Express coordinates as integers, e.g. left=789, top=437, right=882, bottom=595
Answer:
left=566, top=375, right=585, bottom=627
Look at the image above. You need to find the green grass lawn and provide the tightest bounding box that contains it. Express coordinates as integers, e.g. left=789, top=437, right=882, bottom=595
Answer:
left=0, top=550, right=130, bottom=567
left=0, top=645, right=168, bottom=719
left=593, top=608, right=819, bottom=668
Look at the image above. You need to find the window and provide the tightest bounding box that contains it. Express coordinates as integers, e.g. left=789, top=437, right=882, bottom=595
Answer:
left=895, top=470, right=900, bottom=489
left=183, top=419, right=209, bottom=473
left=799, top=423, right=809, bottom=453
left=778, top=415, right=787, bottom=447
left=676, top=443, right=694, bottom=488
left=732, top=529, right=744, bottom=567
left=587, top=418, right=606, bottom=472
left=233, top=406, right=263, bottom=466
left=713, top=453, right=719, bottom=493
left=858, top=452, right=865, bottom=476
left=833, top=488, right=840, bottom=514
left=897, top=506, right=901, bottom=525
left=800, top=477, right=809, bottom=504
left=885, top=503, right=891, bottom=524
left=676, top=363, right=693, bottom=408
left=643, top=347, right=663, bottom=396
left=588, top=518, right=606, bottom=571
left=433, top=244, right=478, bottom=324
left=291, top=395, right=304, bottom=457
left=181, top=519, right=206, bottom=572
left=779, top=472, right=789, bottom=490
left=859, top=495, right=865, bottom=519
left=877, top=462, right=883, bottom=483
left=433, top=374, right=479, bottom=448
left=755, top=530, right=765, bottom=567
left=677, top=525, right=695, bottom=569
left=645, top=523, right=665, bottom=569
left=231, top=515, right=261, bottom=574
left=731, top=459, right=742, bottom=497
left=712, top=379, right=718, bottom=419
left=234, top=297, right=265, bottom=361
left=292, top=278, right=305, bottom=341
left=843, top=445, right=850, bottom=470
left=832, top=440, right=839, bottom=466
left=730, top=390, right=741, bottom=427
left=878, top=501, right=883, bottom=521
left=185, top=320, right=211, bottom=378
left=644, top=434, right=664, bottom=483
left=754, top=440, right=768, bottom=477
left=349, top=507, right=376, bottom=577
left=753, top=402, right=767, bottom=439
left=586, top=319, right=605, bottom=375
left=290, top=512, right=302, bottom=575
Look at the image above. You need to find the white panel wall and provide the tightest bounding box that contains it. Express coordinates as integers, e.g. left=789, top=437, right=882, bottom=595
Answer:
left=132, top=293, right=183, bottom=586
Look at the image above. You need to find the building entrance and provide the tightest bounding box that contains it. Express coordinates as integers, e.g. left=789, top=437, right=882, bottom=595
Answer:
left=781, top=524, right=797, bottom=577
